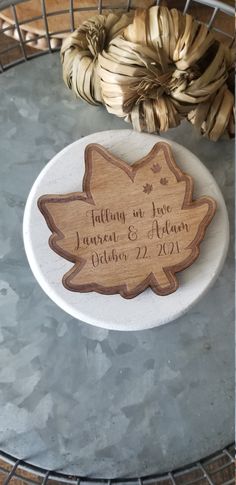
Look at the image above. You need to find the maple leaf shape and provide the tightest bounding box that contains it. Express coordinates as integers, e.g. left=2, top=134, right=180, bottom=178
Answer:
left=38, top=142, right=216, bottom=298
left=151, top=163, right=161, bottom=173
left=143, top=183, right=153, bottom=194
left=160, top=177, right=168, bottom=185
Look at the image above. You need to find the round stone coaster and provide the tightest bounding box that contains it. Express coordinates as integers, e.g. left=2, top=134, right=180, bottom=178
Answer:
left=23, top=130, right=229, bottom=331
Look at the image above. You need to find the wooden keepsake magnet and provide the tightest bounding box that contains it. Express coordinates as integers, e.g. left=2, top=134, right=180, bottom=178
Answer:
left=38, top=142, right=216, bottom=298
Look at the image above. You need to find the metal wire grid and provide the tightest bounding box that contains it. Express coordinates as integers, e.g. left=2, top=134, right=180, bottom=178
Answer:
left=0, top=445, right=235, bottom=484
left=0, top=0, right=235, bottom=72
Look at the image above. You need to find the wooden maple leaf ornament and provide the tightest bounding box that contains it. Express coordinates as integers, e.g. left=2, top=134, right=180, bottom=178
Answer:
left=38, top=143, right=216, bottom=298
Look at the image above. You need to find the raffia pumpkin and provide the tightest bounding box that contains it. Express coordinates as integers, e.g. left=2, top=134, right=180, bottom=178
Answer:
left=61, top=6, right=235, bottom=140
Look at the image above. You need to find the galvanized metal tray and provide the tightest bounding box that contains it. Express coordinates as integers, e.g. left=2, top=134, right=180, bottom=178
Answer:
left=0, top=52, right=234, bottom=479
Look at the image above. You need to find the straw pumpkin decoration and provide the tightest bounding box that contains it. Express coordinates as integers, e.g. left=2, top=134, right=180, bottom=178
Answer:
left=61, top=6, right=235, bottom=141
left=61, top=11, right=133, bottom=104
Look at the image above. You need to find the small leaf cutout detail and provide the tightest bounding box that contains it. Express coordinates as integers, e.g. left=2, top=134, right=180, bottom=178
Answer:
left=143, top=183, right=153, bottom=194
left=151, top=163, right=161, bottom=173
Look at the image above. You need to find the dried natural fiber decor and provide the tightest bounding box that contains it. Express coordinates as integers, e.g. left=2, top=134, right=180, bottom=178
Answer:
left=61, top=6, right=235, bottom=141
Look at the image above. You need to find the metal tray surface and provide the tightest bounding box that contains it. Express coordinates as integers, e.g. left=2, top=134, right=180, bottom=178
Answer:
left=0, top=53, right=234, bottom=478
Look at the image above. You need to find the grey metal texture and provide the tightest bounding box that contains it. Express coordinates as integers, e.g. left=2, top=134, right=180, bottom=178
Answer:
left=0, top=447, right=235, bottom=484
left=0, top=0, right=28, bottom=8
left=0, top=0, right=235, bottom=72
left=0, top=53, right=234, bottom=479
left=184, top=0, right=234, bottom=15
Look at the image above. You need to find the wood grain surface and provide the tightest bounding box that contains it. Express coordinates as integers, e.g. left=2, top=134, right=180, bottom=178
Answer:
left=38, top=142, right=216, bottom=298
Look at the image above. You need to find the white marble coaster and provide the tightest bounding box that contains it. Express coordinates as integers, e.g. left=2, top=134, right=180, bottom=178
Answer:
left=23, top=130, right=229, bottom=331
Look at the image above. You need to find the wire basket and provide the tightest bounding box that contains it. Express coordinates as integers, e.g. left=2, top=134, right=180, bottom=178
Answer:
left=0, top=0, right=235, bottom=484
left=0, top=445, right=235, bottom=485
left=0, top=0, right=235, bottom=71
